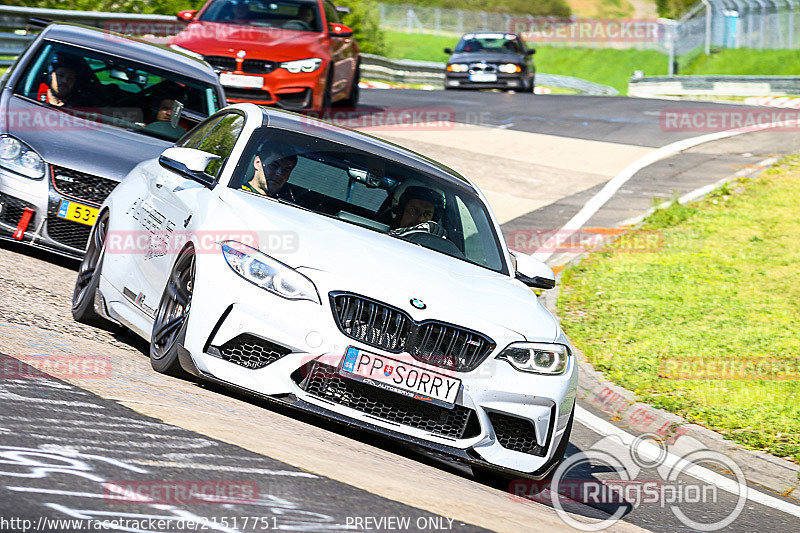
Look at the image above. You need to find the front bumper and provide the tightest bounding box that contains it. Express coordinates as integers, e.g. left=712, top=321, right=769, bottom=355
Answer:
left=0, top=166, right=97, bottom=258
left=218, top=68, right=326, bottom=111
left=172, top=251, right=578, bottom=477
left=445, top=73, right=531, bottom=90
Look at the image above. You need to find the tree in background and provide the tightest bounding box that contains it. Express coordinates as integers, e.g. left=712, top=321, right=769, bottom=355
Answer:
left=378, top=0, right=571, bottom=17
left=7, top=0, right=385, bottom=55
left=655, top=0, right=698, bottom=19
left=335, top=0, right=386, bottom=55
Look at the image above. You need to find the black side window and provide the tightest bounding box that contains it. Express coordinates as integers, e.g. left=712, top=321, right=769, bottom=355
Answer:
left=323, top=1, right=341, bottom=25
left=196, top=113, right=245, bottom=177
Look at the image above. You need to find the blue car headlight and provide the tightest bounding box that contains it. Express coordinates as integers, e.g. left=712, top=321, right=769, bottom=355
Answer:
left=0, top=135, right=45, bottom=180
left=221, top=241, right=320, bottom=304
left=496, top=342, right=570, bottom=375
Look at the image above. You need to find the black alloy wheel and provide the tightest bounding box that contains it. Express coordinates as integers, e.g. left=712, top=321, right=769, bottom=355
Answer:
left=72, top=211, right=110, bottom=328
left=150, top=247, right=195, bottom=376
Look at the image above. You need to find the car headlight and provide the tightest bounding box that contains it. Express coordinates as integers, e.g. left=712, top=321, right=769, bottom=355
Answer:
left=498, top=63, right=522, bottom=74
left=0, top=136, right=45, bottom=180
left=496, top=342, right=570, bottom=375
left=280, top=58, right=322, bottom=73
left=221, top=241, right=320, bottom=303
left=447, top=63, right=468, bottom=73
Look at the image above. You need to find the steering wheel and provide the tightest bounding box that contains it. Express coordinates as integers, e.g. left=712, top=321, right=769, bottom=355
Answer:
left=282, top=20, right=312, bottom=31
left=402, top=230, right=465, bottom=258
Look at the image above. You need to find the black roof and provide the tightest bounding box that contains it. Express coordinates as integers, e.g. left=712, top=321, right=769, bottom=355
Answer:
left=40, top=23, right=219, bottom=85
left=262, top=108, right=472, bottom=188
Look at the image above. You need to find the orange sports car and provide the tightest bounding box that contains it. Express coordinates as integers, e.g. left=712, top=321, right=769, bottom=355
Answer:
left=172, top=0, right=360, bottom=110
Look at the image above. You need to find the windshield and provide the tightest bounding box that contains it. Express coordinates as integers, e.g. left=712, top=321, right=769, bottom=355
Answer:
left=199, top=0, right=323, bottom=32
left=14, top=41, right=221, bottom=141
left=229, top=127, right=507, bottom=273
left=455, top=33, right=523, bottom=54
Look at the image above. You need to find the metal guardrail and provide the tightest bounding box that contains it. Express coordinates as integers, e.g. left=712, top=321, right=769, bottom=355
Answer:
left=629, top=75, right=800, bottom=97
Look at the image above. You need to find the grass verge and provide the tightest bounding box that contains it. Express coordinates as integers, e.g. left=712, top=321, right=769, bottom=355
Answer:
left=558, top=157, right=800, bottom=463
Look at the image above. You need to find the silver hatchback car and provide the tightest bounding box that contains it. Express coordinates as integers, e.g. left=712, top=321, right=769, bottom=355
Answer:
left=0, top=22, right=225, bottom=258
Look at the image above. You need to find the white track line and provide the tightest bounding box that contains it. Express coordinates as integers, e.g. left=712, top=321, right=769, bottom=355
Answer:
left=576, top=406, right=800, bottom=519
left=533, top=121, right=790, bottom=262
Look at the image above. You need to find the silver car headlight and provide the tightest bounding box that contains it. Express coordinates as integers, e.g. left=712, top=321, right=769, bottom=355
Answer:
left=0, top=135, right=46, bottom=180
left=280, top=58, right=322, bottom=73
left=221, top=241, right=320, bottom=304
left=496, top=342, right=570, bottom=375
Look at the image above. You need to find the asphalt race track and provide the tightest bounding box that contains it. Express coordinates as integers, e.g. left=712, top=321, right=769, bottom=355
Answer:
left=2, top=89, right=800, bottom=533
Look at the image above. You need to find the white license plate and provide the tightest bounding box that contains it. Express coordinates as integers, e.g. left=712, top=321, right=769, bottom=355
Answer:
left=469, top=73, right=497, bottom=82
left=219, top=73, right=264, bottom=89
left=339, top=347, right=461, bottom=408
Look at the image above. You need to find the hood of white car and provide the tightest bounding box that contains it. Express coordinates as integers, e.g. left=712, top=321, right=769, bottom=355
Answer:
left=218, top=190, right=559, bottom=342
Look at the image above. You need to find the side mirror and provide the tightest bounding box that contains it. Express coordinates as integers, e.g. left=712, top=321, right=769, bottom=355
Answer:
left=335, top=6, right=351, bottom=15
left=526, top=49, right=536, bottom=56
left=177, top=10, right=197, bottom=22
left=509, top=250, right=556, bottom=289
left=444, top=47, right=453, bottom=54
left=329, top=23, right=353, bottom=38
left=158, top=147, right=220, bottom=188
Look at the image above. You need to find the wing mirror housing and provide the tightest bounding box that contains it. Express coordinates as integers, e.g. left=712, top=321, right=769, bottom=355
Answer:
left=509, top=250, right=556, bottom=289
left=158, top=147, right=220, bottom=188
left=177, top=10, right=197, bottom=22
left=329, top=23, right=353, bottom=38
left=444, top=47, right=453, bottom=54
left=526, top=48, right=536, bottom=56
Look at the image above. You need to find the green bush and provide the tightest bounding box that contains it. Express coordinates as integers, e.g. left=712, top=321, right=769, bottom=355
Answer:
left=335, top=0, right=386, bottom=55
left=8, top=0, right=386, bottom=56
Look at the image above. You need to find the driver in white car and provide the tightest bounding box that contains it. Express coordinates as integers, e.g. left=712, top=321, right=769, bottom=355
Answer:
left=389, top=186, right=447, bottom=238
left=241, top=148, right=298, bottom=197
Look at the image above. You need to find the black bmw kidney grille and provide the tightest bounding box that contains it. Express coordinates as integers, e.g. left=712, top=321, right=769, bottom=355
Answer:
left=203, top=55, right=237, bottom=71
left=242, top=59, right=277, bottom=74
left=330, top=293, right=495, bottom=372
left=51, top=166, right=117, bottom=205
left=296, top=362, right=481, bottom=440
left=333, top=294, right=410, bottom=352
left=488, top=412, right=547, bottom=457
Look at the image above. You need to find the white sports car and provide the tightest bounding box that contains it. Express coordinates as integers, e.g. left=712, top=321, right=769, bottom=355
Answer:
left=72, top=103, right=578, bottom=481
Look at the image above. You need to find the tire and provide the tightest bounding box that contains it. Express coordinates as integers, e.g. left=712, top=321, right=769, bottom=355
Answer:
left=473, top=405, right=575, bottom=492
left=336, top=60, right=360, bottom=108
left=72, top=210, right=110, bottom=328
left=150, top=247, right=195, bottom=377
left=321, top=66, right=333, bottom=110
left=527, top=76, right=536, bottom=93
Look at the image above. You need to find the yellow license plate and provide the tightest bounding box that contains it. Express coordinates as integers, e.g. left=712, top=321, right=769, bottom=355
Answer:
left=57, top=199, right=98, bottom=227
